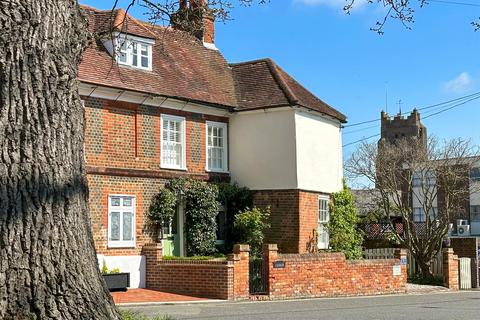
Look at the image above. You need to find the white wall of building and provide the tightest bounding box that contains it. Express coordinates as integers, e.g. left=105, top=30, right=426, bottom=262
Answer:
left=97, top=254, right=146, bottom=289
left=229, top=108, right=298, bottom=190
left=229, top=107, right=344, bottom=194
left=294, top=110, right=343, bottom=194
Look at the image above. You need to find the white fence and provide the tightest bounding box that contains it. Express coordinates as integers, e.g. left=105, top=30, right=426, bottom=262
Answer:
left=363, top=248, right=443, bottom=277
left=459, top=258, right=472, bottom=290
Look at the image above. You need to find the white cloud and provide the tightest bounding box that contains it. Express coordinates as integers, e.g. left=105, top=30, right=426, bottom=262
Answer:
left=443, top=72, right=472, bottom=93
left=294, top=0, right=369, bottom=10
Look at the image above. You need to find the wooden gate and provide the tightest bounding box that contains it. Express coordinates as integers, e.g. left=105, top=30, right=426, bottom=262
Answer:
left=459, top=257, right=472, bottom=290
left=249, top=256, right=267, bottom=294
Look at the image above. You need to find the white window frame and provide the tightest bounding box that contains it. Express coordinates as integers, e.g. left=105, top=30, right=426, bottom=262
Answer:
left=317, top=195, right=330, bottom=249
left=160, top=114, right=187, bottom=170
left=205, top=121, right=228, bottom=173
left=115, top=33, right=153, bottom=71
left=108, top=195, right=136, bottom=248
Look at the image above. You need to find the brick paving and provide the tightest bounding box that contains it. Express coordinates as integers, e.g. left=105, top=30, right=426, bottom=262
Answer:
left=111, top=288, right=209, bottom=304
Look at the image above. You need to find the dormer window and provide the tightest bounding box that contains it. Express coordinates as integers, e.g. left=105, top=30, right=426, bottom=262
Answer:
left=115, top=33, right=154, bottom=71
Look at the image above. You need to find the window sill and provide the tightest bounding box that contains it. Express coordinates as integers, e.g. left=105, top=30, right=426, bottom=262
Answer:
left=108, top=242, right=136, bottom=249
left=160, top=165, right=188, bottom=171
left=205, top=168, right=229, bottom=174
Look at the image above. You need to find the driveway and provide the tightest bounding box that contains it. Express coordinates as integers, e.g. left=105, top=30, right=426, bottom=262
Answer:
left=121, top=291, right=480, bottom=320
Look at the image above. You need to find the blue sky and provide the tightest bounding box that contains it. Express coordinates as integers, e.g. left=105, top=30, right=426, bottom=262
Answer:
left=80, top=0, right=480, bottom=160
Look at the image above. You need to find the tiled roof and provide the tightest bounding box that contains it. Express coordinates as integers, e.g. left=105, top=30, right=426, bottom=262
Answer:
left=79, top=6, right=346, bottom=122
left=231, top=59, right=346, bottom=122
left=79, top=6, right=237, bottom=109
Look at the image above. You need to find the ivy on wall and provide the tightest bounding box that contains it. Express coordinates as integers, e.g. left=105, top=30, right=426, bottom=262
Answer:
left=149, top=178, right=220, bottom=256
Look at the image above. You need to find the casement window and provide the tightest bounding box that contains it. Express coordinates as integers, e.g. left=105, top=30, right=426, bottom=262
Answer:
left=317, top=196, right=330, bottom=249
left=412, top=171, right=436, bottom=188
left=108, top=195, right=136, bottom=248
left=206, top=121, right=228, bottom=172
left=413, top=208, right=425, bottom=222
left=413, top=207, right=437, bottom=222
left=161, top=114, right=186, bottom=170
left=116, top=35, right=153, bottom=70
left=470, top=167, right=480, bottom=181
left=471, top=205, right=480, bottom=221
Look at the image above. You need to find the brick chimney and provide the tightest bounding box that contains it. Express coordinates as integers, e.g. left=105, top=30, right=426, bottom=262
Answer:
left=173, top=0, right=215, bottom=47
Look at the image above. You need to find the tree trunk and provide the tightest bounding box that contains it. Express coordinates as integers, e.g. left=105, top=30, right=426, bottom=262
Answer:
left=416, top=256, right=434, bottom=279
left=0, top=1, right=119, bottom=319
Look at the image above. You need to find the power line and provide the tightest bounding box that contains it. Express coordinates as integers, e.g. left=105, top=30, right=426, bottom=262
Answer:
left=342, top=124, right=379, bottom=135
left=342, top=94, right=480, bottom=147
left=343, top=134, right=381, bottom=148
left=343, top=91, right=480, bottom=128
left=423, top=95, right=480, bottom=119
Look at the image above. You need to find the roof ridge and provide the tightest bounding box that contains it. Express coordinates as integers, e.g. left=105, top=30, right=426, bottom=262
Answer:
left=229, top=58, right=272, bottom=67
left=113, top=9, right=158, bottom=39
left=264, top=59, right=299, bottom=106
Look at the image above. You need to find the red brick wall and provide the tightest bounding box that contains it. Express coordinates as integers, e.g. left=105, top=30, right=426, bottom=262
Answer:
left=83, top=96, right=230, bottom=256
left=450, top=238, right=478, bottom=288
left=253, top=190, right=324, bottom=254
left=87, top=174, right=167, bottom=255
left=83, top=96, right=229, bottom=177
left=263, top=244, right=407, bottom=299
left=142, top=243, right=249, bottom=300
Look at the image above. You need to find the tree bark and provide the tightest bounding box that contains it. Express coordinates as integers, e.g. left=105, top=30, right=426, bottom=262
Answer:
left=0, top=1, right=119, bottom=319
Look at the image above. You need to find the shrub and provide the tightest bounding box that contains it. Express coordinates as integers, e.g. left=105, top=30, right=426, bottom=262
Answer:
left=148, top=188, right=177, bottom=227
left=234, top=207, right=270, bottom=256
left=217, top=183, right=253, bottom=252
left=328, top=183, right=364, bottom=259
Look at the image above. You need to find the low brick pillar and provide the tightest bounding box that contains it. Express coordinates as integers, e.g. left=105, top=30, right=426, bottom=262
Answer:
left=394, top=248, right=408, bottom=292
left=230, top=244, right=250, bottom=300
left=263, top=244, right=278, bottom=295
left=443, top=248, right=459, bottom=290
left=142, top=243, right=162, bottom=288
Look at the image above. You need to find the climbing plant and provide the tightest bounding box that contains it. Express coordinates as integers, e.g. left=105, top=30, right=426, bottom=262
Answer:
left=183, top=179, right=220, bottom=256
left=149, top=178, right=220, bottom=256
left=148, top=188, right=177, bottom=238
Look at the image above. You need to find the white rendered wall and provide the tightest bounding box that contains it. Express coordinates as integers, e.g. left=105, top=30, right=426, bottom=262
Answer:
left=229, top=108, right=298, bottom=190
left=294, top=110, right=343, bottom=193
left=97, top=254, right=146, bottom=289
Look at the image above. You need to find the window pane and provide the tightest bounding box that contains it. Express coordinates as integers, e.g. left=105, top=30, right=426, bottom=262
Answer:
left=123, top=198, right=132, bottom=207
left=123, top=212, right=133, bottom=241
left=141, top=56, right=148, bottom=68
left=141, top=44, right=148, bottom=55
left=111, top=197, right=121, bottom=206
left=110, top=212, right=120, bottom=241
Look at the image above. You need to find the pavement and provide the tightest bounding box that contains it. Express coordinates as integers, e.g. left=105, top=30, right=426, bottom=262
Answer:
left=120, top=291, right=480, bottom=320
left=112, top=289, right=209, bottom=305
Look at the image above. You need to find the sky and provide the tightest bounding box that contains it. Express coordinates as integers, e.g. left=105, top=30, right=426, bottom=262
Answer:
left=80, top=0, right=480, bottom=161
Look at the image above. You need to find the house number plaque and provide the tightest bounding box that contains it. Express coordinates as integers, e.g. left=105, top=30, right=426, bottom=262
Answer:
left=273, top=261, right=285, bottom=269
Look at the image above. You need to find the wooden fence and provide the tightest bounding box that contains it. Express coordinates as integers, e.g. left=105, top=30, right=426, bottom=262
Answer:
left=363, top=248, right=443, bottom=278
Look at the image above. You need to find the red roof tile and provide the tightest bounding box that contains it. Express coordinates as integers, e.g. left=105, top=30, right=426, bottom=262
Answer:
left=79, top=6, right=346, bottom=122
left=231, top=59, right=346, bottom=122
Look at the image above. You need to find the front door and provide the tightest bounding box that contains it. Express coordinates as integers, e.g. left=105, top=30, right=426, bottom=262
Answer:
left=161, top=203, right=185, bottom=257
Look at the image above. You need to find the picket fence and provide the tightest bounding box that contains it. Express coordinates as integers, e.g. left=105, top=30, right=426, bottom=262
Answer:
left=363, top=248, right=443, bottom=277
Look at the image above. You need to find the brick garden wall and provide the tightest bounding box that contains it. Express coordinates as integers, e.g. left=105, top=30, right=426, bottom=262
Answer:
left=263, top=244, right=407, bottom=299
left=253, top=190, right=325, bottom=254
left=142, top=244, right=249, bottom=300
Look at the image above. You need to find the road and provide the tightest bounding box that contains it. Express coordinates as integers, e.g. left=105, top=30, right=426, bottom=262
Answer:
left=121, top=291, right=480, bottom=320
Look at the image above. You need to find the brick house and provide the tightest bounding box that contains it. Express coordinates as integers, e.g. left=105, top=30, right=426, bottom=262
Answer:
left=79, top=4, right=346, bottom=288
